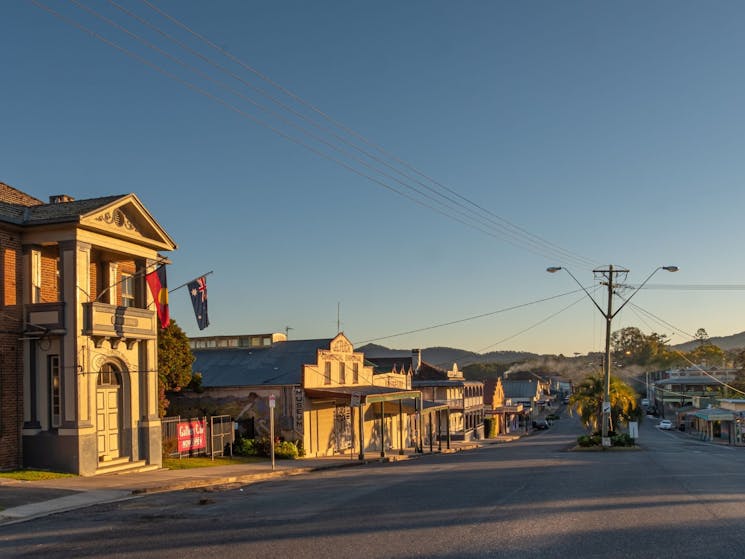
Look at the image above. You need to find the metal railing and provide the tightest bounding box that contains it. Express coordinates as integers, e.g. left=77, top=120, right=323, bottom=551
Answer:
left=161, top=415, right=235, bottom=459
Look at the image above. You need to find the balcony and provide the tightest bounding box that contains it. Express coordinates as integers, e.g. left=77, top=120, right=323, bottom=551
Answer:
left=82, top=302, right=157, bottom=348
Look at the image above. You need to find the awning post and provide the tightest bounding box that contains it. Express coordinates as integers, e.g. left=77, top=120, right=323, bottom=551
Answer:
left=398, top=400, right=404, bottom=455
left=380, top=401, right=386, bottom=458
left=446, top=410, right=451, bottom=450
left=358, top=401, right=365, bottom=461
left=437, top=410, right=442, bottom=451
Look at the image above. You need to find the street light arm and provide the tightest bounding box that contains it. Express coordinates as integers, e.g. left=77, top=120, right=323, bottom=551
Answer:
left=609, top=266, right=678, bottom=319
left=548, top=267, right=606, bottom=316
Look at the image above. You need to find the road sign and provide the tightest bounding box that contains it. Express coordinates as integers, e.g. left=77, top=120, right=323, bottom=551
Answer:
left=351, top=393, right=361, bottom=407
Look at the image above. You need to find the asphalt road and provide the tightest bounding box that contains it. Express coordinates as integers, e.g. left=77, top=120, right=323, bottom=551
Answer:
left=2, top=413, right=745, bottom=559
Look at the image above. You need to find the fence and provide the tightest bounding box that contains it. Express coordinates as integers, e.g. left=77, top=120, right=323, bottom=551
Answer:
left=161, top=415, right=235, bottom=459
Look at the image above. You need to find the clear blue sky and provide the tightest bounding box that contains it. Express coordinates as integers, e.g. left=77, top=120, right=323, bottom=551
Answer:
left=3, top=1, right=745, bottom=356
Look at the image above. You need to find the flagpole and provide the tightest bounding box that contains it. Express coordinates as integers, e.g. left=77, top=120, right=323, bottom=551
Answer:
left=168, top=271, right=214, bottom=294
left=95, top=257, right=169, bottom=303
left=143, top=270, right=214, bottom=311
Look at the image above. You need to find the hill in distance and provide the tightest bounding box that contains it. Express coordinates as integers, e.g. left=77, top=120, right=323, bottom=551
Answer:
left=357, top=343, right=538, bottom=368
left=672, top=330, right=745, bottom=352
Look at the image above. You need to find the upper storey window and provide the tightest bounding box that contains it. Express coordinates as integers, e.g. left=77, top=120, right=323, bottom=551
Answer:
left=31, top=249, right=41, bottom=303
left=121, top=274, right=134, bottom=307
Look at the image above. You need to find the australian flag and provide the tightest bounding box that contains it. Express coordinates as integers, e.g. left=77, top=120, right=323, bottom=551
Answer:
left=187, top=276, right=209, bottom=330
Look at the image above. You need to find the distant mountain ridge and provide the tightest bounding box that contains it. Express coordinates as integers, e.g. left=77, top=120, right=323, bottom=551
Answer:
left=359, top=330, right=745, bottom=369
left=672, top=330, right=745, bottom=352
left=357, top=343, right=538, bottom=368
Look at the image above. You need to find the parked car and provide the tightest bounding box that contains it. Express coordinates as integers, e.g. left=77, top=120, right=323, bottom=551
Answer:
left=532, top=420, right=549, bottom=430
left=657, top=419, right=673, bottom=430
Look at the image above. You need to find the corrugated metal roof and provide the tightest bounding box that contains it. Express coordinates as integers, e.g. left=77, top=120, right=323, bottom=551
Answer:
left=413, top=379, right=462, bottom=387
left=502, top=380, right=539, bottom=399
left=366, top=356, right=414, bottom=373
left=192, top=338, right=332, bottom=387
left=694, top=408, right=734, bottom=421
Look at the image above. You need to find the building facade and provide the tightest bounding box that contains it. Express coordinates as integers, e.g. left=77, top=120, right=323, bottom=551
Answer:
left=0, top=182, right=175, bottom=475
left=176, top=333, right=428, bottom=459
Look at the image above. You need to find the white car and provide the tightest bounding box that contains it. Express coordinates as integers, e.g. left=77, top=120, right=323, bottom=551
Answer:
left=658, top=419, right=673, bottom=430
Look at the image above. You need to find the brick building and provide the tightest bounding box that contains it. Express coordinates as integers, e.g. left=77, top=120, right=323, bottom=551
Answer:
left=0, top=181, right=175, bottom=474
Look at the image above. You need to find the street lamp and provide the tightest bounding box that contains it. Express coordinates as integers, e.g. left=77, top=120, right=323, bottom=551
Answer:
left=547, top=264, right=678, bottom=447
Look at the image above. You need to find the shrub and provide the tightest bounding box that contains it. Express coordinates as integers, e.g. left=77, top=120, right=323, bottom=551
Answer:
left=295, top=438, right=306, bottom=457
left=611, top=433, right=635, bottom=447
left=275, top=441, right=299, bottom=460
left=577, top=435, right=595, bottom=447
left=234, top=437, right=259, bottom=457
left=235, top=437, right=300, bottom=459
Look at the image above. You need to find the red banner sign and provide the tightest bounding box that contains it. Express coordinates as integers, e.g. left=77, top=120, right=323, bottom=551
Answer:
left=177, top=419, right=206, bottom=452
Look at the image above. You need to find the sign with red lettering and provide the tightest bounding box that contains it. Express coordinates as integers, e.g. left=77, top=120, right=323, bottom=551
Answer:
left=177, top=419, right=206, bottom=452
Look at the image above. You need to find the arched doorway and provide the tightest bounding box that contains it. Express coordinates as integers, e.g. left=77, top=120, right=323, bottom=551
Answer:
left=96, top=363, right=122, bottom=462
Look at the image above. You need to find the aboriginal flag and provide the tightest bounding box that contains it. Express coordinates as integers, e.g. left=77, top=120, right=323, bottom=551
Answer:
left=187, top=276, right=209, bottom=330
left=146, top=265, right=170, bottom=328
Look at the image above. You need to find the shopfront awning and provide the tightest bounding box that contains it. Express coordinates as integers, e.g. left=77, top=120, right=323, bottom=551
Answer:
left=304, top=386, right=449, bottom=414
left=694, top=408, right=734, bottom=421
left=304, top=385, right=420, bottom=404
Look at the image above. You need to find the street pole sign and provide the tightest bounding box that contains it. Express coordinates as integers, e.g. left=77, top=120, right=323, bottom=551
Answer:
left=269, top=395, right=276, bottom=470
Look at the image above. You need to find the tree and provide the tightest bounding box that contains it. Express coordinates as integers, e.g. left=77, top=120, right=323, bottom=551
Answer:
left=569, top=373, right=639, bottom=434
left=694, top=328, right=709, bottom=347
left=611, top=326, right=681, bottom=369
left=686, top=343, right=725, bottom=368
left=157, top=320, right=195, bottom=417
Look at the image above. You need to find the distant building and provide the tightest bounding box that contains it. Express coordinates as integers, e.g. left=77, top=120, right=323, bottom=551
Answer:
left=484, top=377, right=526, bottom=434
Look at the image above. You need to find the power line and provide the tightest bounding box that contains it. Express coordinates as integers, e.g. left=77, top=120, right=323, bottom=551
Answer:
left=32, top=0, right=597, bottom=269
left=631, top=284, right=745, bottom=291
left=353, top=288, right=584, bottom=346
left=476, top=293, right=589, bottom=353
left=138, top=0, right=599, bottom=268
left=117, top=0, right=596, bottom=269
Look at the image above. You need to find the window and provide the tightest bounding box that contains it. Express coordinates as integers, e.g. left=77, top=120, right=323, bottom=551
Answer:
left=49, top=355, right=61, bottom=428
left=352, top=363, right=359, bottom=384
left=97, top=363, right=121, bottom=386
left=31, top=249, right=41, bottom=303
left=339, top=362, right=346, bottom=384
left=121, top=273, right=134, bottom=307
left=324, top=362, right=331, bottom=385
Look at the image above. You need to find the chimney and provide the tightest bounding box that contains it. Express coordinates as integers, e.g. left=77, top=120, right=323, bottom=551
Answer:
left=412, top=348, right=421, bottom=375
left=49, top=194, right=75, bottom=204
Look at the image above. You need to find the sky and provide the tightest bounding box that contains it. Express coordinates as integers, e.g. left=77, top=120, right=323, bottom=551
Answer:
left=2, top=1, right=745, bottom=356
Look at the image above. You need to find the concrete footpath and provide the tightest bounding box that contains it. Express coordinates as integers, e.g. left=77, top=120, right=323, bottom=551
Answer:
left=0, top=438, right=506, bottom=526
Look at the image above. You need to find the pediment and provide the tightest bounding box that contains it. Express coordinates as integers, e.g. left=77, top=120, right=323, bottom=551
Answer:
left=79, top=194, right=176, bottom=251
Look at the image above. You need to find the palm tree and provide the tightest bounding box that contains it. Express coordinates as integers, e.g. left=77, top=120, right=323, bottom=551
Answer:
left=569, top=373, right=638, bottom=434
